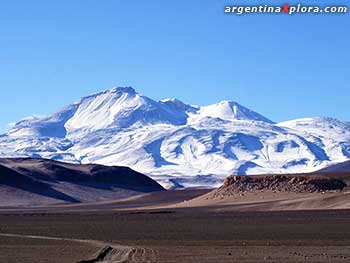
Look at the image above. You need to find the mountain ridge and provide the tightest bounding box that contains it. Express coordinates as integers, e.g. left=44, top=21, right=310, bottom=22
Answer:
left=1, top=86, right=349, bottom=188
left=0, top=157, right=165, bottom=206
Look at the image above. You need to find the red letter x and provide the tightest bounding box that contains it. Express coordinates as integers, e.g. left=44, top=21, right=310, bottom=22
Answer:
left=282, top=4, right=289, bottom=13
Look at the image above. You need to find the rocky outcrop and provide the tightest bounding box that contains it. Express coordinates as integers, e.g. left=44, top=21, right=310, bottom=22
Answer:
left=213, top=174, right=348, bottom=197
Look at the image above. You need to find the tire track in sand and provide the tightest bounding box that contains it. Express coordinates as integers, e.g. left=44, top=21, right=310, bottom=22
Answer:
left=0, top=232, right=157, bottom=263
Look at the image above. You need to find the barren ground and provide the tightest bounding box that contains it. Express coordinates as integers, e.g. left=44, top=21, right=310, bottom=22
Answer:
left=1, top=189, right=350, bottom=262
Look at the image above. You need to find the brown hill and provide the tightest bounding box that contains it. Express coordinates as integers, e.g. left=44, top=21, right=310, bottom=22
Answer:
left=0, top=158, right=164, bottom=207
left=175, top=173, right=350, bottom=211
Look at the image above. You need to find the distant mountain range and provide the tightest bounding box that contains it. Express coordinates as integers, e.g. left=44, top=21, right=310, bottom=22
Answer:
left=1, top=87, right=349, bottom=188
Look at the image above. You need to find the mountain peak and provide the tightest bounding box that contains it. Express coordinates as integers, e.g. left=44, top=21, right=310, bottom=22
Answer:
left=199, top=100, right=274, bottom=123
left=218, top=100, right=239, bottom=105
left=110, top=86, right=136, bottom=94
left=160, top=98, right=198, bottom=113
left=80, top=86, right=137, bottom=102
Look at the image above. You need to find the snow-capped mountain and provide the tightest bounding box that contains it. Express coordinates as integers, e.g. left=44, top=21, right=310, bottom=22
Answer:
left=1, top=87, right=349, bottom=188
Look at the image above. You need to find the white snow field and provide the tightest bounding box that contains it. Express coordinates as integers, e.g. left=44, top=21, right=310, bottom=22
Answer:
left=1, top=87, right=349, bottom=188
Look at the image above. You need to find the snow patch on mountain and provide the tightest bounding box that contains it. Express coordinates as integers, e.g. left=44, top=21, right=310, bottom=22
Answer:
left=194, top=101, right=274, bottom=124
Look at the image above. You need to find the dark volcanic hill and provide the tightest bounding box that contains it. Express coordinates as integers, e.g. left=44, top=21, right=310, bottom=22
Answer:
left=0, top=158, right=165, bottom=207
left=318, top=161, right=350, bottom=173
left=315, top=161, right=350, bottom=186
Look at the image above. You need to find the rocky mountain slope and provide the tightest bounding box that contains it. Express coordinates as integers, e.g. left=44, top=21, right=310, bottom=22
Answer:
left=0, top=87, right=349, bottom=188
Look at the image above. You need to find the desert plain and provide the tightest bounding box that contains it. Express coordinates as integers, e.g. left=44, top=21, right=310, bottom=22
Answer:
left=0, top=186, right=350, bottom=263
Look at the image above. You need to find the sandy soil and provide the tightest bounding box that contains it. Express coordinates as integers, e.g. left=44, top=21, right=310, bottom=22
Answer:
left=1, top=188, right=350, bottom=262
left=1, top=209, right=350, bottom=262
left=175, top=190, right=350, bottom=211
left=0, top=235, right=97, bottom=263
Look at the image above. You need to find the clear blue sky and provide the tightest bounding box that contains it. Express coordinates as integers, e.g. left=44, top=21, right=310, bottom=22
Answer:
left=1, top=0, right=349, bottom=132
